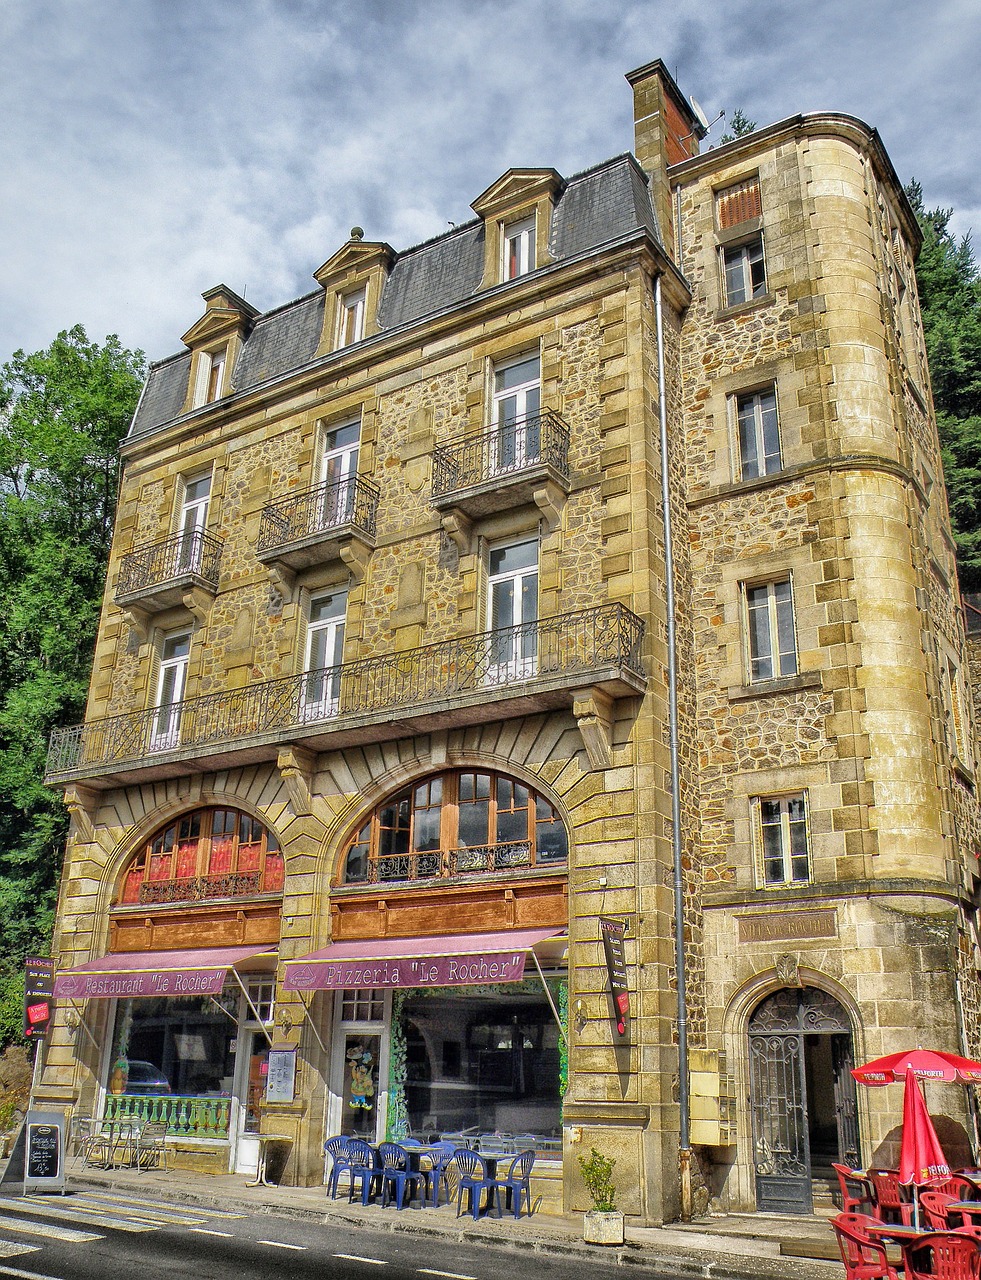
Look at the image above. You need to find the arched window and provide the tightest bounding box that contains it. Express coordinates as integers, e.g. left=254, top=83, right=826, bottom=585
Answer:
left=118, top=807, right=284, bottom=905
left=342, top=769, right=568, bottom=885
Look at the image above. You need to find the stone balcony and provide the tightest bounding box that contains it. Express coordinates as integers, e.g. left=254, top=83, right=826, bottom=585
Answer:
left=256, top=475, right=379, bottom=590
left=115, top=530, right=223, bottom=633
left=46, top=603, right=647, bottom=788
left=431, top=409, right=571, bottom=534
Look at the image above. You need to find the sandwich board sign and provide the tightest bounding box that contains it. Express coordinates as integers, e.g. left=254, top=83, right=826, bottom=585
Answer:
left=23, top=1110, right=65, bottom=1195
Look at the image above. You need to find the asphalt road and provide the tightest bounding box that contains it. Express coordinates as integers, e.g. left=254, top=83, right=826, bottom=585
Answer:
left=0, top=1188, right=636, bottom=1280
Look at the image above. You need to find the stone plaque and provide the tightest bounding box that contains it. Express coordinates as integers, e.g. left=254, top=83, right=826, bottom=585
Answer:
left=737, top=909, right=837, bottom=944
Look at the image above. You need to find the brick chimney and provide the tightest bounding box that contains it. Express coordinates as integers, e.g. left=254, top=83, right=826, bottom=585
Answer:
left=626, top=60, right=705, bottom=255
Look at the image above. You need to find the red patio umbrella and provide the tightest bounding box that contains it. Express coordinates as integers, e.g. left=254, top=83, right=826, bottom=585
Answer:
left=852, top=1048, right=981, bottom=1087
left=898, top=1067, right=951, bottom=1228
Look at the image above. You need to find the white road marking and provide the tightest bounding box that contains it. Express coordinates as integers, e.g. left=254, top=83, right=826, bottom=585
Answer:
left=0, top=1267, right=63, bottom=1280
left=418, top=1272, right=479, bottom=1280
left=72, top=1192, right=244, bottom=1220
left=191, top=1228, right=234, bottom=1238
left=0, top=1216, right=99, bottom=1243
left=258, top=1240, right=306, bottom=1251
left=0, top=1200, right=151, bottom=1234
left=334, top=1254, right=388, bottom=1266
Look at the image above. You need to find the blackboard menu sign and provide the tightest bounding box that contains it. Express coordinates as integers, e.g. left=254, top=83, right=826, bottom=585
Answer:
left=23, top=1110, right=65, bottom=1195
left=265, top=1047, right=296, bottom=1103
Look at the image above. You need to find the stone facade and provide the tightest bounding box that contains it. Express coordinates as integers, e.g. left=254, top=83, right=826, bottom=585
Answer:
left=36, top=61, right=981, bottom=1223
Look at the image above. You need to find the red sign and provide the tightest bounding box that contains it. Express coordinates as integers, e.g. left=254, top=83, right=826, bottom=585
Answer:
left=600, top=917, right=630, bottom=1037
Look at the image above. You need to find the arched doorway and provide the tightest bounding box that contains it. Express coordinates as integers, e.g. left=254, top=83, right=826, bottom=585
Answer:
left=748, top=986, right=860, bottom=1213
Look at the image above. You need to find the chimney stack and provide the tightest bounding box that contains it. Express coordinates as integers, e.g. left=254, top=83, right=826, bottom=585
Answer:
left=626, top=60, right=705, bottom=255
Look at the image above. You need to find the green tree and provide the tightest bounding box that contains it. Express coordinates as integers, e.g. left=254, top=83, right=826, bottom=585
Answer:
left=906, top=181, right=981, bottom=587
left=0, top=326, right=144, bottom=999
left=720, top=108, right=756, bottom=145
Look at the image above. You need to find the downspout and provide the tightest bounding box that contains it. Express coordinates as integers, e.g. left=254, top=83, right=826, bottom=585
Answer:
left=654, top=271, right=691, bottom=1220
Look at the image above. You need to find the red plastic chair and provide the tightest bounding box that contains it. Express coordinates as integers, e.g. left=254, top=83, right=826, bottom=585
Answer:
left=830, top=1213, right=903, bottom=1280
left=869, top=1168, right=915, bottom=1226
left=902, top=1231, right=981, bottom=1280
left=834, top=1163, right=877, bottom=1216
left=930, top=1175, right=981, bottom=1201
left=921, top=1190, right=960, bottom=1230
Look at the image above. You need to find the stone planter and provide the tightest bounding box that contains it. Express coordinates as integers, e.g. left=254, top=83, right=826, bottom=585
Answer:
left=583, top=1210, right=625, bottom=1245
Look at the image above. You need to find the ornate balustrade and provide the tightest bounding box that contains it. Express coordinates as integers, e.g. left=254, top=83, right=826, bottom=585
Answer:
left=116, top=530, right=223, bottom=599
left=431, top=410, right=570, bottom=499
left=104, top=1092, right=231, bottom=1140
left=138, top=870, right=265, bottom=905
left=46, top=603, right=646, bottom=782
left=350, top=839, right=555, bottom=886
left=257, top=475, right=379, bottom=554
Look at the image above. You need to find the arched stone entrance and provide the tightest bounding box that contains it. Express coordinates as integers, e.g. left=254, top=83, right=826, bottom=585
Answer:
left=748, top=986, right=860, bottom=1213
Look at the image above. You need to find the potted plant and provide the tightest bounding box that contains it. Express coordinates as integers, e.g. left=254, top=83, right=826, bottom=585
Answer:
left=579, top=1146, right=624, bottom=1245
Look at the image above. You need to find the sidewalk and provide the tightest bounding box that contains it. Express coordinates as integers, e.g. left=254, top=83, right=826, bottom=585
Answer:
left=61, top=1161, right=843, bottom=1280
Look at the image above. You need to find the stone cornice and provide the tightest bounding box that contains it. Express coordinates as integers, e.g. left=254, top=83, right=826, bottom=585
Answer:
left=704, top=876, right=965, bottom=910
left=685, top=452, right=925, bottom=511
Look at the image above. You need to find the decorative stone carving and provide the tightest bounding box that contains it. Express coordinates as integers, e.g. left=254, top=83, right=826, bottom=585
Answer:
left=574, top=687, right=615, bottom=771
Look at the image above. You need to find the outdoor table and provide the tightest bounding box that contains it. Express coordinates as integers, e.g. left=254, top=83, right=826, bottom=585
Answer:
left=945, top=1200, right=981, bottom=1227
left=85, top=1120, right=137, bottom=1169
left=245, top=1134, right=292, bottom=1187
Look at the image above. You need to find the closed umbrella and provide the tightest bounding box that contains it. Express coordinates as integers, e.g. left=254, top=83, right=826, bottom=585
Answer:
left=898, top=1066, right=951, bottom=1228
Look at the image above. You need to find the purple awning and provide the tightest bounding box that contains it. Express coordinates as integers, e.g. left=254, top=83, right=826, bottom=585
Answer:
left=283, top=927, right=564, bottom=992
left=54, top=944, right=273, bottom=1000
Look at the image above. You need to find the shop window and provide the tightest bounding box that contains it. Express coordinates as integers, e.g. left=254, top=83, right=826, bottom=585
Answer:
left=734, top=387, right=781, bottom=479
left=744, top=577, right=797, bottom=682
left=754, top=793, right=810, bottom=886
left=342, top=768, right=568, bottom=885
left=118, top=806, right=283, bottom=906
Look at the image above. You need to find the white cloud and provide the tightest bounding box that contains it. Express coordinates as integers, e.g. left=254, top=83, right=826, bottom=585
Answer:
left=0, top=0, right=978, bottom=365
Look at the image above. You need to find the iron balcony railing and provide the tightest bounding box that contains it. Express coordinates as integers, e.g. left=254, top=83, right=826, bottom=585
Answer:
left=46, top=603, right=645, bottom=780
left=137, top=870, right=264, bottom=905
left=431, top=410, right=570, bottom=499
left=116, top=530, right=223, bottom=598
left=345, top=839, right=569, bottom=887
left=257, top=475, right=379, bottom=555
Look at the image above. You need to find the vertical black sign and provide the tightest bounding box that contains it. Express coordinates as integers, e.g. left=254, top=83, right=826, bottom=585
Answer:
left=599, top=917, right=630, bottom=1037
left=24, top=957, right=54, bottom=1040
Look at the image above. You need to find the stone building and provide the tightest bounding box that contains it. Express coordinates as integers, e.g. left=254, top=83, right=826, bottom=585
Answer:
left=36, top=59, right=981, bottom=1221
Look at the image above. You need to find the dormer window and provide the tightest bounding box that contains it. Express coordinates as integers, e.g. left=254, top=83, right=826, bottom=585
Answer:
left=503, top=215, right=536, bottom=280
left=337, top=288, right=366, bottom=348
left=193, top=346, right=228, bottom=407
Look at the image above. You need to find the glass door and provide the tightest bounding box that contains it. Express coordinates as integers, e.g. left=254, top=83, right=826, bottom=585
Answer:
left=300, top=589, right=347, bottom=722
left=149, top=630, right=191, bottom=751
left=176, top=474, right=211, bottom=573
left=491, top=353, right=540, bottom=473
left=486, top=539, right=538, bottom=683
left=318, top=420, right=360, bottom=528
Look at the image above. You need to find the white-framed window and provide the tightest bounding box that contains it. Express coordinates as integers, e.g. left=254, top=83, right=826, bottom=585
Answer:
left=491, top=351, right=541, bottom=473
left=193, top=348, right=227, bottom=407
left=735, top=388, right=781, bottom=479
left=337, top=288, right=366, bottom=348
left=301, top=588, right=347, bottom=721
left=503, top=215, right=536, bottom=280
left=150, top=628, right=191, bottom=751
left=317, top=418, right=361, bottom=527
left=176, top=471, right=211, bottom=572
left=754, top=793, right=810, bottom=886
left=722, top=236, right=767, bottom=306
left=745, top=578, right=797, bottom=682
left=486, top=537, right=538, bottom=682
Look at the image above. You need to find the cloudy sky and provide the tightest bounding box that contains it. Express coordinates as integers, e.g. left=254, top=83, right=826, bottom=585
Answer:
left=2, top=0, right=979, bottom=368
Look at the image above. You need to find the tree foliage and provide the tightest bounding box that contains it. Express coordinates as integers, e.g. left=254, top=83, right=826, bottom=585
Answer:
left=720, top=108, right=756, bottom=145
left=906, top=181, right=981, bottom=588
left=0, top=326, right=144, bottom=1002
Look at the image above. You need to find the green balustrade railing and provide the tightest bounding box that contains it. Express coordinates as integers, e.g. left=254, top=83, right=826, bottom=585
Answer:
left=104, top=1093, right=231, bottom=1140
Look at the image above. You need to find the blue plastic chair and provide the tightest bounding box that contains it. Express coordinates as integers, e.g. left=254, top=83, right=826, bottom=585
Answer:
left=424, top=1142, right=457, bottom=1208
left=496, top=1149, right=536, bottom=1218
left=346, top=1137, right=381, bottom=1206
left=323, top=1135, right=352, bottom=1199
left=378, top=1142, right=425, bottom=1210
left=454, top=1147, right=500, bottom=1220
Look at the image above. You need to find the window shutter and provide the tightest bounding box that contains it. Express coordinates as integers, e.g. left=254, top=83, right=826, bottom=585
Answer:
left=717, top=177, right=762, bottom=229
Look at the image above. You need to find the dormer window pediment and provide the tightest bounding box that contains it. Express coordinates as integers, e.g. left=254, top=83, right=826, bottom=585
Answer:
left=471, top=168, right=563, bottom=290
left=314, top=233, right=395, bottom=355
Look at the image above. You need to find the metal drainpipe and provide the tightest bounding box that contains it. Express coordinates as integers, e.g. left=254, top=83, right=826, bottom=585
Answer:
left=654, top=270, right=692, bottom=1220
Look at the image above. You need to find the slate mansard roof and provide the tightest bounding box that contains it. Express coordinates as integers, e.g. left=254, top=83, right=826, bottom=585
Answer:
left=130, top=153, right=662, bottom=440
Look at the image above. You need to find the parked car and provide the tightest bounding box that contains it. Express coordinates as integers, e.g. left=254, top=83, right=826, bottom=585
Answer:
left=123, top=1061, right=171, bottom=1096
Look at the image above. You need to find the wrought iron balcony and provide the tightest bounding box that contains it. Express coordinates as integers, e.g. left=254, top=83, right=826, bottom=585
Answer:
left=257, top=475, right=379, bottom=577
left=46, top=603, right=646, bottom=787
left=431, top=410, right=571, bottom=519
left=115, top=530, right=223, bottom=612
